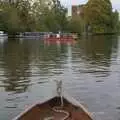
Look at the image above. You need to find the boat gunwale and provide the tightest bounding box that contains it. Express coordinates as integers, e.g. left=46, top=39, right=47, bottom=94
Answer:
left=63, top=92, right=93, bottom=119
left=12, top=96, right=55, bottom=120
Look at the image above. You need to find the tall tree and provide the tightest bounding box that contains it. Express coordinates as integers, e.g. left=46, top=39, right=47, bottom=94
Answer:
left=51, top=0, right=68, bottom=31
left=111, top=10, right=120, bottom=32
left=84, top=0, right=113, bottom=33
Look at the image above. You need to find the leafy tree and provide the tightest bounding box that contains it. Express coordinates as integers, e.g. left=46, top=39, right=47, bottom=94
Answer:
left=111, top=10, right=120, bottom=33
left=51, top=0, right=68, bottom=31
left=16, top=0, right=35, bottom=31
left=0, top=0, right=119, bottom=34
left=67, top=16, right=83, bottom=34
left=31, top=0, right=68, bottom=32
left=0, top=4, right=20, bottom=33
left=84, top=0, right=113, bottom=33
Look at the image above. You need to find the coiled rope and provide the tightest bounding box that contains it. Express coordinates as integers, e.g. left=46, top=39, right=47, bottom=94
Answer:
left=52, top=106, right=69, bottom=120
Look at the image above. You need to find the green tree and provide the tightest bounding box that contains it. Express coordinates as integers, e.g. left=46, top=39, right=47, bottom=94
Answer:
left=67, top=16, right=83, bottom=34
left=0, top=0, right=68, bottom=33
left=0, top=4, right=20, bottom=33
left=84, top=0, right=113, bottom=33
left=111, top=10, right=120, bottom=33
left=32, top=0, right=68, bottom=32
left=51, top=0, right=68, bottom=31
left=16, top=0, right=35, bottom=31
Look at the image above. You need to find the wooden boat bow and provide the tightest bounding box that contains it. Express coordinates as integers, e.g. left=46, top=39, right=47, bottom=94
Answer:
left=13, top=80, right=93, bottom=120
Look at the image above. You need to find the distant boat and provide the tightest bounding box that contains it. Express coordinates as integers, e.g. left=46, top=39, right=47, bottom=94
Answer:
left=0, top=31, right=8, bottom=43
left=13, top=80, right=93, bottom=120
left=44, top=33, right=77, bottom=41
left=0, top=31, right=4, bottom=36
left=0, top=31, right=7, bottom=36
left=16, top=32, right=50, bottom=39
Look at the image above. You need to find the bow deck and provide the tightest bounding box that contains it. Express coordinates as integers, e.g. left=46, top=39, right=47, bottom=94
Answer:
left=13, top=96, right=93, bottom=120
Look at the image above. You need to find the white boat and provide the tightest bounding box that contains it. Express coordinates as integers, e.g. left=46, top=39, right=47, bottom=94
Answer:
left=0, top=31, right=7, bottom=36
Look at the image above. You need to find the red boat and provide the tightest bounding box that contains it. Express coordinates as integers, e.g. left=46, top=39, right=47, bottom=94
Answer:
left=44, top=33, right=77, bottom=45
left=44, top=33, right=77, bottom=41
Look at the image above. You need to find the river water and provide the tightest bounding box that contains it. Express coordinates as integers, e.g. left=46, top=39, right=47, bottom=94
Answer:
left=0, top=35, right=120, bottom=120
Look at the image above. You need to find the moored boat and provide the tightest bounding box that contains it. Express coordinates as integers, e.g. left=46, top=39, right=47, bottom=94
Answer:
left=0, top=31, right=8, bottom=37
left=13, top=80, right=93, bottom=120
left=16, top=32, right=50, bottom=39
left=44, top=33, right=75, bottom=41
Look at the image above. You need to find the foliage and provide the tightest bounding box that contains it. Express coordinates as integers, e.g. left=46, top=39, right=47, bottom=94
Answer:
left=111, top=10, right=120, bottom=33
left=67, top=16, right=84, bottom=34
left=83, top=0, right=120, bottom=34
left=0, top=4, right=20, bottom=33
left=16, top=0, right=35, bottom=32
left=0, top=0, right=120, bottom=34
left=0, top=0, right=35, bottom=33
left=0, top=0, right=68, bottom=34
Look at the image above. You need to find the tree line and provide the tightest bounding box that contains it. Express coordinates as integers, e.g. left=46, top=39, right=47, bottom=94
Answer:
left=0, top=0, right=69, bottom=34
left=0, top=0, right=120, bottom=35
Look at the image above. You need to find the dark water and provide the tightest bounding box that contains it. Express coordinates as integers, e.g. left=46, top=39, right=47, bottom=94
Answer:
left=0, top=35, right=120, bottom=120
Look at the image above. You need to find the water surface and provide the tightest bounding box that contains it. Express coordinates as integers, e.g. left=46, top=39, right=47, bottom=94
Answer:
left=0, top=35, right=120, bottom=120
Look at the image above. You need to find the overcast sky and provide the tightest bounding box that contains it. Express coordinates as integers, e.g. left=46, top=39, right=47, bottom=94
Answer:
left=60, top=0, right=120, bottom=11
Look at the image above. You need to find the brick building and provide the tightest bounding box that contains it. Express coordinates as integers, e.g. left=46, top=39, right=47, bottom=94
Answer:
left=72, top=5, right=84, bottom=17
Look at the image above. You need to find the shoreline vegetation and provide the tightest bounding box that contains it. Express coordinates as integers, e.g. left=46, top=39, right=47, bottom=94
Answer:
left=0, top=0, right=120, bottom=36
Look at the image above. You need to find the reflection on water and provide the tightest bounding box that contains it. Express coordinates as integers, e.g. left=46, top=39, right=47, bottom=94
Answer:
left=0, top=35, right=120, bottom=120
left=72, top=36, right=114, bottom=78
left=1, top=40, right=31, bottom=93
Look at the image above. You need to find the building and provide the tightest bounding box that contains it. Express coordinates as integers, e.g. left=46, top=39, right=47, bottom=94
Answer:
left=72, top=5, right=84, bottom=17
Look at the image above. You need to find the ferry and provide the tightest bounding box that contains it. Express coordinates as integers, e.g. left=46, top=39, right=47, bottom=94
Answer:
left=44, top=33, right=78, bottom=41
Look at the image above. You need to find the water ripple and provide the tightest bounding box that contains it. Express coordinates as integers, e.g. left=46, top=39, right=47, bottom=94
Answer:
left=0, top=37, right=120, bottom=120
